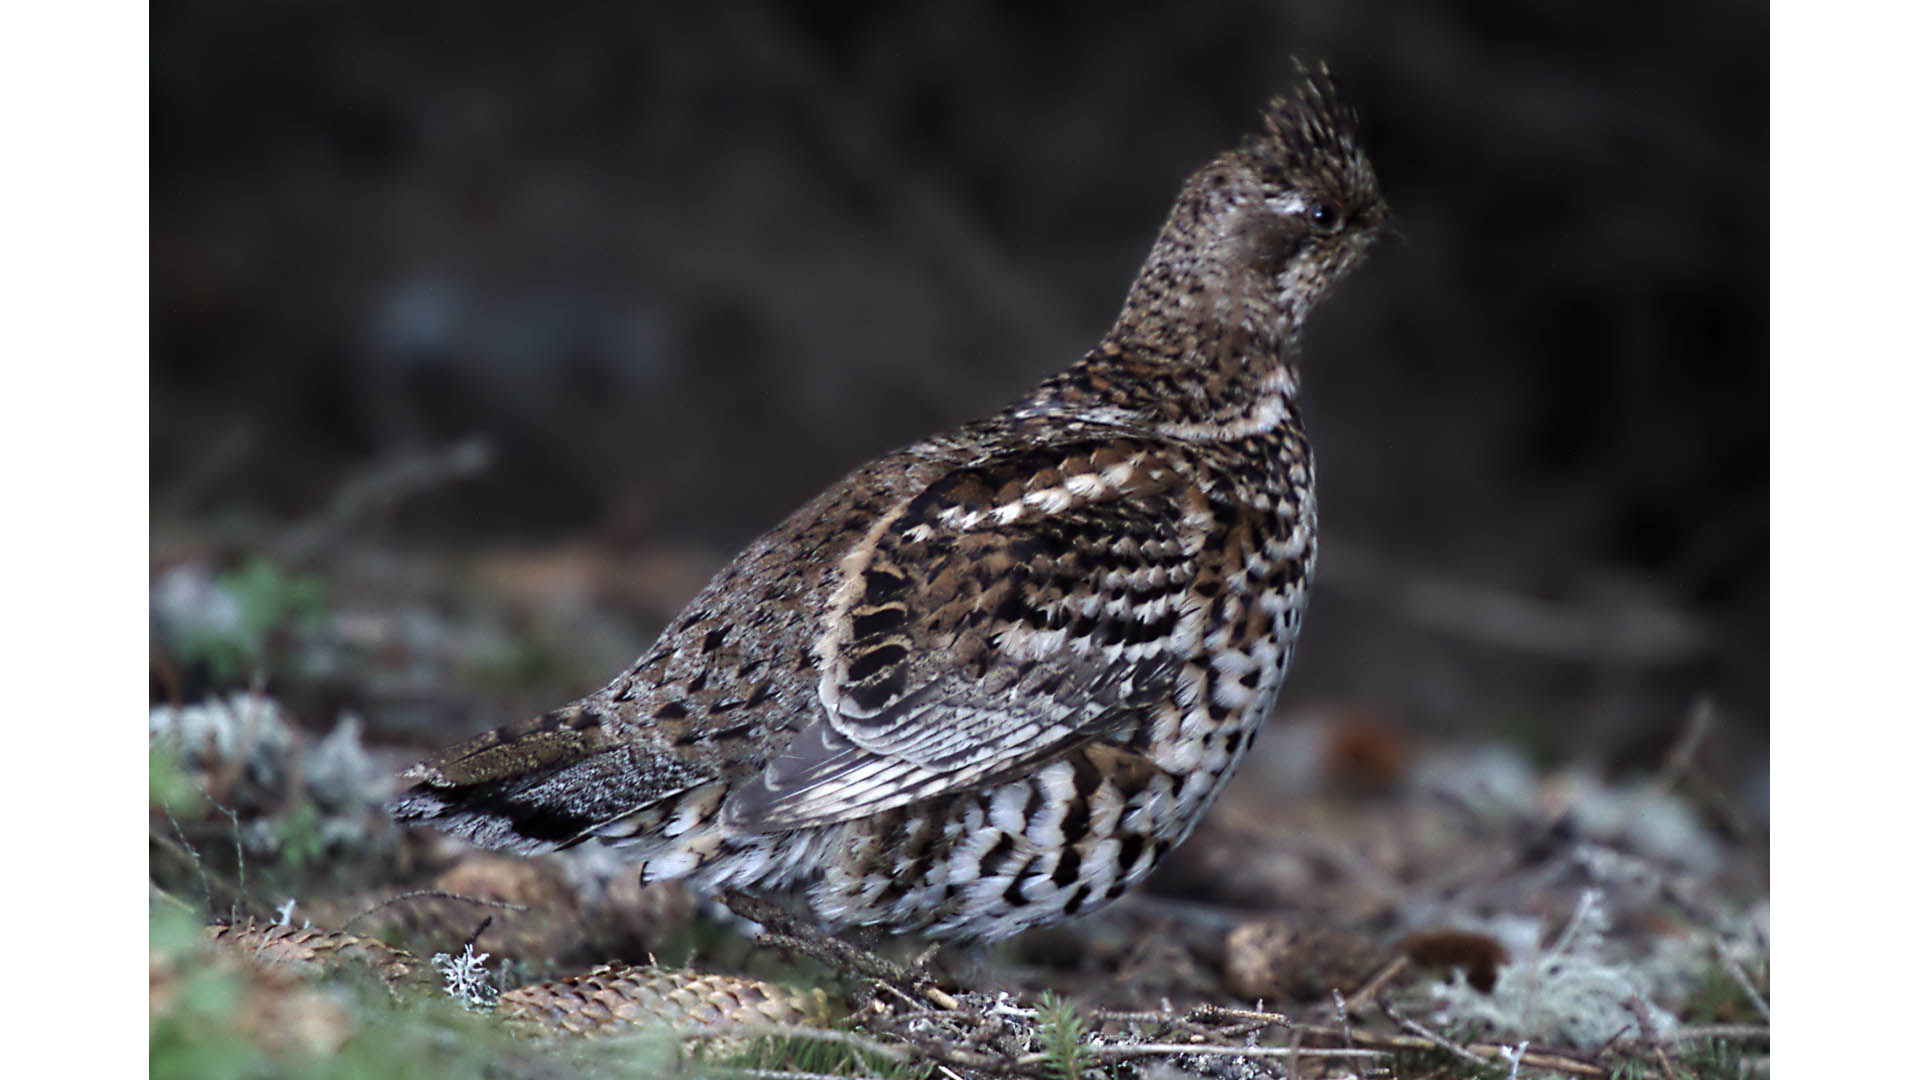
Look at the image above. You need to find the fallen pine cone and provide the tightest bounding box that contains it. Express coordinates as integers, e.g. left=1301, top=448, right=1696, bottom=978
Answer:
left=1222, top=918, right=1399, bottom=1004
left=202, top=919, right=829, bottom=1039
left=205, top=920, right=434, bottom=996
left=309, top=853, right=697, bottom=969
left=502, top=964, right=832, bottom=1037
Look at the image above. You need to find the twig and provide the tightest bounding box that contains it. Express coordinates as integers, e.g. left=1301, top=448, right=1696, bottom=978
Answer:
left=736, top=1071, right=893, bottom=1080
left=1673, top=1024, right=1769, bottom=1042
left=917, top=979, right=963, bottom=1012
left=721, top=891, right=907, bottom=982
left=1490, top=1046, right=1605, bottom=1077
left=1378, top=997, right=1497, bottom=1072
left=1071, top=1042, right=1387, bottom=1065
left=872, top=981, right=930, bottom=1016
left=720, top=889, right=962, bottom=1010
left=1551, top=889, right=1604, bottom=958
left=462, top=915, right=496, bottom=952
left=1085, top=1003, right=1604, bottom=1078
left=1712, top=938, right=1770, bottom=1021
left=1291, top=1024, right=1606, bottom=1077
left=1183, top=1003, right=1293, bottom=1028
left=1090, top=1002, right=1295, bottom=1035
left=1626, top=994, right=1667, bottom=1046
left=1619, top=697, right=1729, bottom=846
left=214, top=707, right=251, bottom=920
left=1319, top=537, right=1714, bottom=666
left=1208, top=1019, right=1273, bottom=1040
left=159, top=804, right=215, bottom=916
left=1652, top=698, right=1714, bottom=796
left=1344, top=953, right=1410, bottom=1012
left=275, top=436, right=493, bottom=566
left=737, top=1071, right=894, bottom=1080
left=341, top=889, right=530, bottom=933
left=150, top=826, right=244, bottom=907
left=894, top=992, right=1604, bottom=1080
left=1087, top=1007, right=1171, bottom=1024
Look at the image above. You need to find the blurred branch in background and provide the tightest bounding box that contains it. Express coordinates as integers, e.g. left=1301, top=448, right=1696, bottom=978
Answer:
left=1321, top=536, right=1716, bottom=669
left=275, top=436, right=494, bottom=568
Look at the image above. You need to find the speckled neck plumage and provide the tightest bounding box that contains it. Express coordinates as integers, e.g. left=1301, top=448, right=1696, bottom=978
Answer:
left=392, top=70, right=1389, bottom=943
left=1018, top=74, right=1385, bottom=449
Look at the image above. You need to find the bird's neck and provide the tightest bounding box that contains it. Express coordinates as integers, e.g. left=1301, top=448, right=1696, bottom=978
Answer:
left=1012, top=168, right=1324, bottom=439
left=1015, top=271, right=1308, bottom=441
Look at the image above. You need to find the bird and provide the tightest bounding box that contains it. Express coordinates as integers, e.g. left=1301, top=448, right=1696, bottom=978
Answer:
left=392, top=70, right=1389, bottom=943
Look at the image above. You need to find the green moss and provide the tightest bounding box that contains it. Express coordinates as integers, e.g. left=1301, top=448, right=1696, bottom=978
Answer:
left=150, top=743, right=209, bottom=819
left=697, top=1031, right=929, bottom=1079
left=270, top=803, right=329, bottom=873
left=1674, top=1038, right=1746, bottom=1080
left=1035, top=990, right=1090, bottom=1080
left=149, top=963, right=263, bottom=1080
left=171, top=557, right=328, bottom=685
left=1683, top=958, right=1769, bottom=1025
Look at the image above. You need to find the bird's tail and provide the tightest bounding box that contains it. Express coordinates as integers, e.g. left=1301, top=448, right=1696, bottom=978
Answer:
left=389, top=701, right=703, bottom=855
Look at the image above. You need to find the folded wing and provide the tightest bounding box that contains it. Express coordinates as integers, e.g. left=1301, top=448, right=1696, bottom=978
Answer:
left=726, top=437, right=1214, bottom=830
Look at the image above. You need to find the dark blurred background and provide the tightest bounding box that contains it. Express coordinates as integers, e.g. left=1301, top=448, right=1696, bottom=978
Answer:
left=151, top=1, right=1766, bottom=771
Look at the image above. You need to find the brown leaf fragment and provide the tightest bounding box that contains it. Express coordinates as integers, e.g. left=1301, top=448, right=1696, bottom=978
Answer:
left=1399, top=928, right=1509, bottom=993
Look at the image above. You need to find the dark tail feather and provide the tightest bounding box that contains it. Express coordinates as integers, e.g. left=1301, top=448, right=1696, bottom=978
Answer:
left=389, top=780, right=601, bottom=855
left=388, top=703, right=701, bottom=854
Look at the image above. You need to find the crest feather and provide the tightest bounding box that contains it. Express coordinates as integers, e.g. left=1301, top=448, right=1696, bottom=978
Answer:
left=1244, top=62, right=1381, bottom=212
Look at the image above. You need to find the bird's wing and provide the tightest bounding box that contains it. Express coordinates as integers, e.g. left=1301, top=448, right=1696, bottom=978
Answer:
left=725, top=434, right=1219, bottom=830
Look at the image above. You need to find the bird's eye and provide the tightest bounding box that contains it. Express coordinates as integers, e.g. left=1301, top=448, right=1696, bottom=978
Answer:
left=1307, top=201, right=1342, bottom=233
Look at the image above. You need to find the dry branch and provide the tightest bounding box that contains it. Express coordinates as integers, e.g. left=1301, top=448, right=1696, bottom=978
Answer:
left=342, top=889, right=530, bottom=934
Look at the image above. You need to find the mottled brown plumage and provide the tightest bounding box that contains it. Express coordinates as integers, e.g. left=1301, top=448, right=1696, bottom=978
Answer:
left=393, top=70, right=1389, bottom=941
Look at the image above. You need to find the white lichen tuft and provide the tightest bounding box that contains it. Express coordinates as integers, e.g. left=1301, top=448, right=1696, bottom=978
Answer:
left=149, top=691, right=300, bottom=800
left=431, top=945, right=500, bottom=1011
left=1429, top=889, right=1677, bottom=1050
left=1413, top=744, right=1540, bottom=825
left=303, top=711, right=380, bottom=812
left=1549, top=772, right=1724, bottom=874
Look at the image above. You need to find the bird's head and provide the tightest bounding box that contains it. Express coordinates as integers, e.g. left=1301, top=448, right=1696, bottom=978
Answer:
left=1227, top=71, right=1391, bottom=320
left=1113, top=70, right=1390, bottom=359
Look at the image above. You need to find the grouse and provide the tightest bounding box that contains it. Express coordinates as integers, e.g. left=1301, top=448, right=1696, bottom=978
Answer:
left=393, top=71, right=1389, bottom=942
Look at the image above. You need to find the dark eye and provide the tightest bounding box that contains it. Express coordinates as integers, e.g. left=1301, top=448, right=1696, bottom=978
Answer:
left=1307, top=201, right=1342, bottom=232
